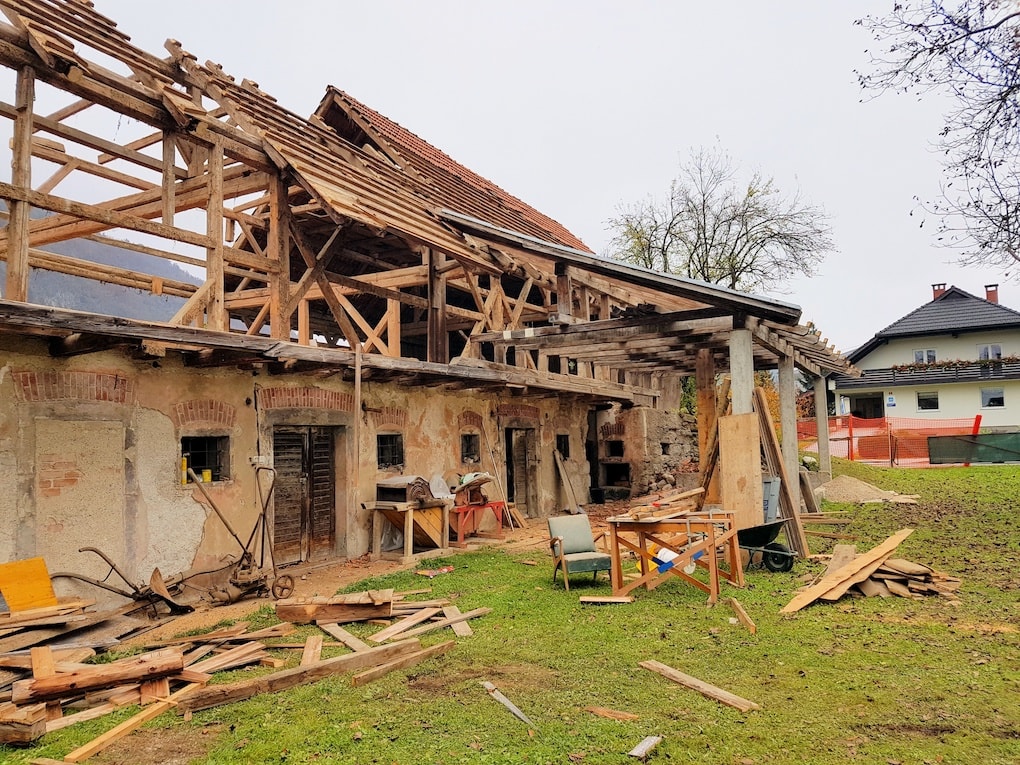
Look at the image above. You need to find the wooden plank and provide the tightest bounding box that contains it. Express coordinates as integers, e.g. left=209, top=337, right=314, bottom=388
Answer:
left=579, top=596, right=634, bottom=605
left=274, top=591, right=394, bottom=625
left=754, top=388, right=810, bottom=556
left=12, top=649, right=185, bottom=704
left=639, top=660, right=760, bottom=712
left=553, top=448, right=581, bottom=513
left=62, top=682, right=203, bottom=763
left=799, top=468, right=822, bottom=514
left=726, top=597, right=756, bottom=635
left=0, top=700, right=47, bottom=744
left=317, top=622, right=371, bottom=652
left=718, top=412, right=763, bottom=531
left=176, top=639, right=422, bottom=714
left=585, top=706, right=639, bottom=721
left=350, top=640, right=455, bottom=687
left=369, top=608, right=442, bottom=643
left=629, top=735, right=663, bottom=759
left=44, top=702, right=116, bottom=734
left=397, top=607, right=492, bottom=640
left=780, top=529, right=914, bottom=614
left=441, top=606, right=474, bottom=637
left=300, top=635, right=323, bottom=666
left=0, top=557, right=57, bottom=611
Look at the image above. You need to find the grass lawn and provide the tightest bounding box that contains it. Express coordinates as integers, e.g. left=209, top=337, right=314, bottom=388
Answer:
left=7, top=460, right=1020, bottom=764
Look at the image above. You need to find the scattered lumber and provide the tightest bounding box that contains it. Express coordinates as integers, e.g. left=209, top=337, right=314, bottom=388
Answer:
left=625, top=487, right=704, bottom=520
left=482, top=680, right=533, bottom=726
left=855, top=558, right=960, bottom=601
left=300, top=635, right=323, bottom=666
left=640, top=660, right=760, bottom=713
left=274, top=590, right=394, bottom=624
left=580, top=596, right=634, bottom=605
left=628, top=735, right=663, bottom=759
left=396, top=607, right=491, bottom=640
left=780, top=529, right=914, bottom=613
left=176, top=639, right=422, bottom=714
left=726, top=597, right=756, bottom=635
left=441, top=606, right=474, bottom=637
left=351, top=640, right=455, bottom=687
left=586, top=706, right=639, bottom=721
left=0, top=700, right=46, bottom=744
left=754, top=388, right=810, bottom=557
left=369, top=608, right=442, bottom=643
left=317, top=622, right=372, bottom=651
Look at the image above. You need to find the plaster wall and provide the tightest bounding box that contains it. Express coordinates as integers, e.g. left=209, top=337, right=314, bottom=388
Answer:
left=860, top=332, right=1019, bottom=369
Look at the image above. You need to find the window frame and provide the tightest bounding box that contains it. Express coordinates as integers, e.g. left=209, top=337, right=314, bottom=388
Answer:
left=913, top=348, right=937, bottom=364
left=376, top=432, right=405, bottom=470
left=981, top=387, right=1005, bottom=408
left=916, top=391, right=940, bottom=412
left=460, top=432, right=481, bottom=465
left=180, top=434, right=230, bottom=483
left=978, top=343, right=1003, bottom=361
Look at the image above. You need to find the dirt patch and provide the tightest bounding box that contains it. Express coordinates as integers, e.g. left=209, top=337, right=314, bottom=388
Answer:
left=815, top=475, right=919, bottom=504
left=91, top=724, right=225, bottom=765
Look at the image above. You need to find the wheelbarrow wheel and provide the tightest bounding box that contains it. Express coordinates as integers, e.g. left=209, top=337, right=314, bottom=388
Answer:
left=271, top=575, right=295, bottom=599
left=763, top=542, right=794, bottom=573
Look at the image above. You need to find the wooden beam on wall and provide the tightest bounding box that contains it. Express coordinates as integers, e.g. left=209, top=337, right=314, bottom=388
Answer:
left=4, top=65, right=33, bottom=302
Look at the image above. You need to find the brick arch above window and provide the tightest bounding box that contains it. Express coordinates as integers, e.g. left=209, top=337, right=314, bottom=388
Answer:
left=12, top=370, right=135, bottom=405
left=171, top=400, right=237, bottom=430
left=458, top=411, right=483, bottom=430
left=256, top=387, right=354, bottom=412
left=372, top=407, right=407, bottom=430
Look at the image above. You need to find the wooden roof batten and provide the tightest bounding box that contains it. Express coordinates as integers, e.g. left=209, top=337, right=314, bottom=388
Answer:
left=0, top=0, right=857, bottom=399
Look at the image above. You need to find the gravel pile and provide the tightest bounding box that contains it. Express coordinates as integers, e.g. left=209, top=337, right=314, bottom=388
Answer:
left=815, top=475, right=919, bottom=504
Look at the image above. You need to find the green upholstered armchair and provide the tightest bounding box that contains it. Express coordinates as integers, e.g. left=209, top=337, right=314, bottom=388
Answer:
left=547, top=514, right=612, bottom=591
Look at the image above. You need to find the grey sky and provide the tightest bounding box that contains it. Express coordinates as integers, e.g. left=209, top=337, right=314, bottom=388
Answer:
left=88, top=2, right=1010, bottom=353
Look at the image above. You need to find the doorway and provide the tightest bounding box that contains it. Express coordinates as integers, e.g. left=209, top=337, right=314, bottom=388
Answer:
left=505, top=427, right=538, bottom=518
left=272, top=426, right=341, bottom=565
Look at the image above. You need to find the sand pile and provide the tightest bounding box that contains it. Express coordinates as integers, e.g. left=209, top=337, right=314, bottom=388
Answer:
left=814, top=475, right=919, bottom=504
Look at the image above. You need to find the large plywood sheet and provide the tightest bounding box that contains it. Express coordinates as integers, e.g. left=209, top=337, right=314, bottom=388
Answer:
left=718, top=413, right=763, bottom=531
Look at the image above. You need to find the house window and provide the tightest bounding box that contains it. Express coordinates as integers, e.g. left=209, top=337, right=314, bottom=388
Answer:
left=181, top=436, right=229, bottom=482
left=978, top=344, right=1002, bottom=361
left=913, top=349, right=936, bottom=364
left=377, top=433, right=404, bottom=470
left=460, top=433, right=480, bottom=465
left=556, top=434, right=570, bottom=459
left=916, top=391, right=939, bottom=411
left=981, top=388, right=1005, bottom=408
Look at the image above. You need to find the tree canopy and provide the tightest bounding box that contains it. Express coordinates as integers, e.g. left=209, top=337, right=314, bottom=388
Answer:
left=604, top=146, right=834, bottom=293
left=858, top=2, right=1020, bottom=273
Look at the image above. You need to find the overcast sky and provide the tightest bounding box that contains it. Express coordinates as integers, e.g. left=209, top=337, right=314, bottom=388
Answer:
left=88, top=2, right=1013, bottom=353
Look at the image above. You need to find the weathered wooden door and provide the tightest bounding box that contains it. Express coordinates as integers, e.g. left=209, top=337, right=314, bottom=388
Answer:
left=272, top=427, right=337, bottom=564
left=505, top=428, right=538, bottom=517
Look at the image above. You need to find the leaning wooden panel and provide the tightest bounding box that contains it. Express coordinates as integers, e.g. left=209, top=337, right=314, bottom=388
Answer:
left=717, top=413, right=763, bottom=531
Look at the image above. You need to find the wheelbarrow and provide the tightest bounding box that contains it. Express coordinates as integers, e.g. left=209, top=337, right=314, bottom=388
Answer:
left=737, top=519, right=795, bottom=572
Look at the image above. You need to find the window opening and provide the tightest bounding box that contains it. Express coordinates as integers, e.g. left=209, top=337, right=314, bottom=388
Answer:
left=981, top=388, right=1005, bottom=408
left=606, top=440, right=624, bottom=458
left=181, top=435, right=229, bottom=482
left=460, top=433, right=480, bottom=465
left=916, top=391, right=939, bottom=411
left=556, top=434, right=570, bottom=459
left=377, top=433, right=404, bottom=469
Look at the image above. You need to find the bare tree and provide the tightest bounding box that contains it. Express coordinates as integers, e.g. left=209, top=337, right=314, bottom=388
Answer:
left=858, top=2, right=1020, bottom=272
left=605, top=146, right=834, bottom=293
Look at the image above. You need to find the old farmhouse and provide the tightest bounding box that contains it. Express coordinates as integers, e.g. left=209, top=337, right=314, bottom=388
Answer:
left=0, top=1, right=856, bottom=606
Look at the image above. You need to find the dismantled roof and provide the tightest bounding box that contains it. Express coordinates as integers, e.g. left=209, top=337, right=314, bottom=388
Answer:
left=0, top=0, right=857, bottom=398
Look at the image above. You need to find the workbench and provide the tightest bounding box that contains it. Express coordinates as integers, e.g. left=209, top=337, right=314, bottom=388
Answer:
left=606, top=510, right=744, bottom=603
left=450, top=500, right=505, bottom=548
left=366, top=501, right=451, bottom=564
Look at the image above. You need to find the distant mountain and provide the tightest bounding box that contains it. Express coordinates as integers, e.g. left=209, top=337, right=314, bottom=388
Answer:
left=1, top=206, right=202, bottom=321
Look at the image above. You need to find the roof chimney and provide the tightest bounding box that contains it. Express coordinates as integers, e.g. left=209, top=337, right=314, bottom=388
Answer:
left=932, top=283, right=947, bottom=299
left=985, top=284, right=999, bottom=304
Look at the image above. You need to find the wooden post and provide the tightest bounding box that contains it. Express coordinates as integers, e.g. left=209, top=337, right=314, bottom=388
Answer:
left=813, top=375, right=832, bottom=475
left=696, top=349, right=719, bottom=503
left=267, top=173, right=291, bottom=339
left=555, top=262, right=573, bottom=321
left=204, top=140, right=225, bottom=331
left=426, top=247, right=447, bottom=362
left=778, top=353, right=800, bottom=513
left=161, top=130, right=176, bottom=226
left=728, top=326, right=754, bottom=415
left=386, top=298, right=401, bottom=357
left=5, top=66, right=34, bottom=302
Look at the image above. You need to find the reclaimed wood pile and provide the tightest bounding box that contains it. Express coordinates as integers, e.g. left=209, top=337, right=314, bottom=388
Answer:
left=0, top=588, right=487, bottom=762
left=781, top=529, right=962, bottom=613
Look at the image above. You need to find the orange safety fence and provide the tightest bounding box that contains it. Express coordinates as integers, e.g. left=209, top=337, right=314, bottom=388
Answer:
left=797, top=414, right=982, bottom=466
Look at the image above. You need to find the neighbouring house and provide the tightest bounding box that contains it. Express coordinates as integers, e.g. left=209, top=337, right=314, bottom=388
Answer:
left=0, top=1, right=855, bottom=608
left=830, top=284, right=1020, bottom=428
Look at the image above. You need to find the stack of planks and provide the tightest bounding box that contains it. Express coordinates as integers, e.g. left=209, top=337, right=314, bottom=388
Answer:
left=2, top=589, right=487, bottom=761
left=781, top=529, right=962, bottom=613
left=623, top=487, right=705, bottom=521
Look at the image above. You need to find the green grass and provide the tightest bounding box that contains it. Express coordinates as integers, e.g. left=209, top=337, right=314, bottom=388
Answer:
left=5, top=460, right=1019, bottom=764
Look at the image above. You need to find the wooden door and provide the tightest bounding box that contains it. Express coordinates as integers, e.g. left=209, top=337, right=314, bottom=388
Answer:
left=506, top=428, right=538, bottom=518
left=272, top=427, right=337, bottom=565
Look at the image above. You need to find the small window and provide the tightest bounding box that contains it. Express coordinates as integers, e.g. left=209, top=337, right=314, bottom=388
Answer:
left=978, top=344, right=1002, bottom=361
left=981, top=388, right=1005, bottom=408
left=460, top=433, right=480, bottom=465
left=661, top=442, right=671, bottom=456
left=377, top=433, right=404, bottom=469
left=556, top=434, right=570, bottom=459
left=181, top=436, right=229, bottom=482
left=913, top=349, right=936, bottom=364
left=607, top=440, right=625, bottom=458
left=916, top=391, right=939, bottom=411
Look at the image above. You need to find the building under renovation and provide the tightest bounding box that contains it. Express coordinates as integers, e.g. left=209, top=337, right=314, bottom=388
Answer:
left=0, top=1, right=856, bottom=605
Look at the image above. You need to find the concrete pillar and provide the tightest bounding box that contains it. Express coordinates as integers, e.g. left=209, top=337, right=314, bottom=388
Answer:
left=728, top=328, right=754, bottom=414
left=778, top=354, right=800, bottom=513
left=814, top=375, right=832, bottom=475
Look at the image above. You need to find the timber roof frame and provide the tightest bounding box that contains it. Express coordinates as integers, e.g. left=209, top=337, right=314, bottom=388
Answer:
left=0, top=0, right=858, bottom=398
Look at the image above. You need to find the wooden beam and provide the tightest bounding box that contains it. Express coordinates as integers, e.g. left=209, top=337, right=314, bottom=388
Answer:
left=4, top=65, right=33, bottom=302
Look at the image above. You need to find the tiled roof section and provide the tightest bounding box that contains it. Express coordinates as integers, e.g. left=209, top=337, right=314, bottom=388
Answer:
left=848, top=286, right=1020, bottom=362
left=318, top=87, right=592, bottom=254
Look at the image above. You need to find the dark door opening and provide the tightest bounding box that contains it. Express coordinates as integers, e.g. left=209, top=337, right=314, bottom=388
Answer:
left=505, top=427, right=538, bottom=518
left=272, top=426, right=339, bottom=565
